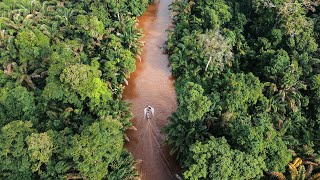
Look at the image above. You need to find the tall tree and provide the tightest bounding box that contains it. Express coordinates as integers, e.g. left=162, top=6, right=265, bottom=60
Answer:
left=67, top=118, right=124, bottom=180
left=183, top=136, right=266, bottom=180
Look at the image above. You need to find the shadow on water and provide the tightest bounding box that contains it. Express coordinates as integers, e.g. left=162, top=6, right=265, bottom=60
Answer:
left=123, top=0, right=180, bottom=179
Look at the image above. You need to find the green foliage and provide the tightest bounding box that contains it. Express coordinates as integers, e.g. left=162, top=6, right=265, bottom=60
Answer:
left=75, top=15, right=104, bottom=38
left=166, top=0, right=320, bottom=178
left=38, top=129, right=74, bottom=179
left=26, top=132, right=53, bottom=173
left=0, top=0, right=153, bottom=178
left=198, top=0, right=231, bottom=30
left=183, top=136, right=266, bottom=180
left=60, top=63, right=112, bottom=115
left=0, top=121, right=34, bottom=179
left=176, top=82, right=212, bottom=122
left=169, top=0, right=232, bottom=36
left=0, top=86, right=37, bottom=126
left=220, top=73, right=264, bottom=120
left=164, top=112, right=209, bottom=160
left=15, top=29, right=51, bottom=69
left=310, top=74, right=320, bottom=101
left=165, top=82, right=211, bottom=159
left=60, top=64, right=107, bottom=100
left=262, top=49, right=290, bottom=77
left=228, top=114, right=292, bottom=172
left=106, top=150, right=139, bottom=180
left=68, top=118, right=123, bottom=179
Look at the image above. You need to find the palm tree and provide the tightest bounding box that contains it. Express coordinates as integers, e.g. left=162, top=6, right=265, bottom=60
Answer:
left=5, top=63, right=46, bottom=90
left=270, top=158, right=320, bottom=180
left=169, top=0, right=195, bottom=23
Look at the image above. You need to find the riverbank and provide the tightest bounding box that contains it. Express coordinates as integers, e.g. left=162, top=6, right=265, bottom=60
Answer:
left=123, top=0, right=179, bottom=179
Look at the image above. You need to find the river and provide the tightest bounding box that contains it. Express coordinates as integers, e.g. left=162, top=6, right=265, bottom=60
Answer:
left=122, top=0, right=179, bottom=179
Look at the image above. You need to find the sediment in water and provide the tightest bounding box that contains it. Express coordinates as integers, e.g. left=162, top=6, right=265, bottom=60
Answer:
left=123, top=0, right=179, bottom=179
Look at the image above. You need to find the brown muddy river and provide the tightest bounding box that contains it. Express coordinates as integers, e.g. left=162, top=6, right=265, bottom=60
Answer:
left=122, top=0, right=179, bottom=179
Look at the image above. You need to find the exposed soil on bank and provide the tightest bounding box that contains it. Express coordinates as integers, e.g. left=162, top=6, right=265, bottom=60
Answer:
left=122, top=0, right=179, bottom=179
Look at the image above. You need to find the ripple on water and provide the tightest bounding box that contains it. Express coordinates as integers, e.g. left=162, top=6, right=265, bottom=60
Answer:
left=122, top=0, right=180, bottom=180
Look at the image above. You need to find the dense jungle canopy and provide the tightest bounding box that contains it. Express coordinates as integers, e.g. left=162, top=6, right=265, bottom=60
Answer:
left=0, top=0, right=153, bottom=179
left=2, top=0, right=320, bottom=179
left=165, top=0, right=320, bottom=179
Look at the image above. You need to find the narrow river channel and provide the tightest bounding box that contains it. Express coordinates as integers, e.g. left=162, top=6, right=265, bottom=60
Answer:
left=122, top=0, right=179, bottom=179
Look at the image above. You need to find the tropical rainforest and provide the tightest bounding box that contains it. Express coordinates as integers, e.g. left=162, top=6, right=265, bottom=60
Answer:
left=2, top=0, right=320, bottom=179
left=165, top=0, right=320, bottom=179
left=0, top=0, right=153, bottom=179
